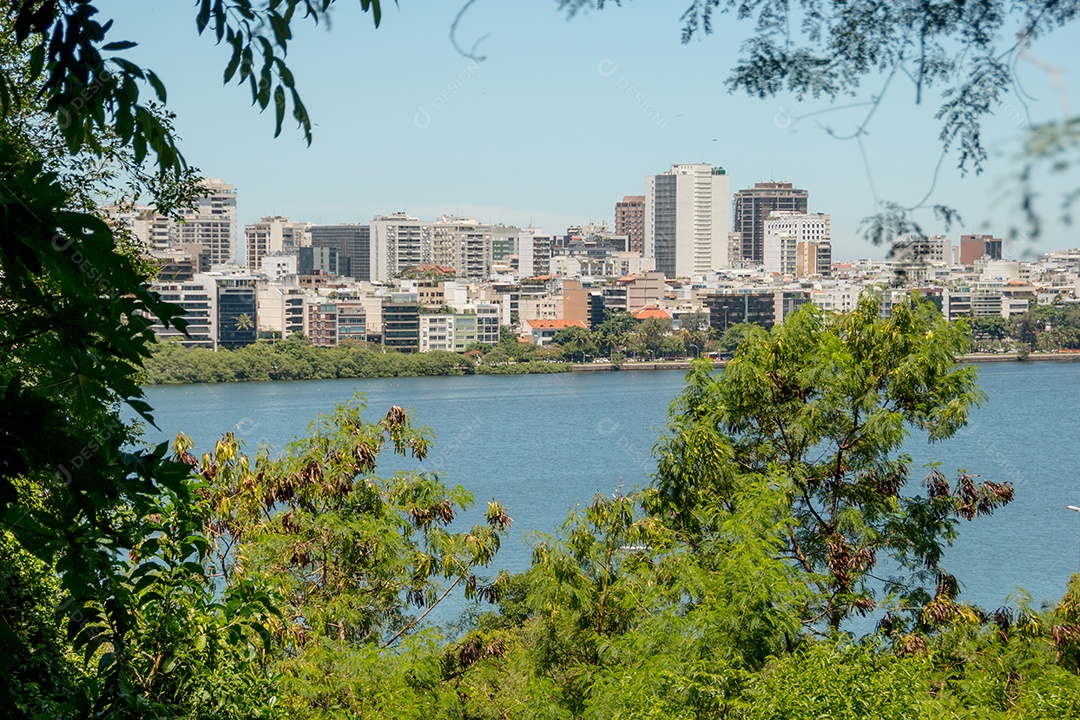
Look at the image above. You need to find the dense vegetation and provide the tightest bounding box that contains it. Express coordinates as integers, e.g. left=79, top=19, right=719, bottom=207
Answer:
left=143, top=336, right=572, bottom=384
left=4, top=1, right=1080, bottom=718
left=971, top=302, right=1080, bottom=354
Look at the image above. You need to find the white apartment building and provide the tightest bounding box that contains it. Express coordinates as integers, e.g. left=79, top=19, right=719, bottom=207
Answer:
left=418, top=305, right=500, bottom=352
left=811, top=284, right=861, bottom=313
left=645, top=164, right=729, bottom=278
left=419, top=315, right=455, bottom=352
left=260, top=254, right=298, bottom=281
left=763, top=212, right=831, bottom=276
left=102, top=205, right=175, bottom=251
left=244, top=216, right=310, bottom=271
left=148, top=279, right=215, bottom=348
left=370, top=213, right=435, bottom=283
left=257, top=282, right=306, bottom=337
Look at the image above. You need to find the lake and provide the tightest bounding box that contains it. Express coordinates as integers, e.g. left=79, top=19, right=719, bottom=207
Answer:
left=140, top=363, right=1080, bottom=621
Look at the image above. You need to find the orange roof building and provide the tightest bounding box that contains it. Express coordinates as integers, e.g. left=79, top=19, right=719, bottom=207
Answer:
left=632, top=306, right=672, bottom=321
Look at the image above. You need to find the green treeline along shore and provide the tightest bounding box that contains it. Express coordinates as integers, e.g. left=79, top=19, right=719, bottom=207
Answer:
left=143, top=333, right=1080, bottom=385
left=143, top=336, right=571, bottom=384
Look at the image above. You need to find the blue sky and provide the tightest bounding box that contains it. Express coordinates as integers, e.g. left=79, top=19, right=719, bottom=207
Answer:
left=104, top=0, right=1080, bottom=261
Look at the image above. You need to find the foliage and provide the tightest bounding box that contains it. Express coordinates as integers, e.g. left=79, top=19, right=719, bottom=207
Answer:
left=142, top=337, right=577, bottom=383
left=593, top=310, right=639, bottom=357
left=967, top=301, right=1080, bottom=353
left=476, top=361, right=571, bottom=375
left=0, top=0, right=385, bottom=714
left=652, top=294, right=1013, bottom=632
left=552, top=325, right=598, bottom=362
left=177, top=397, right=512, bottom=719
left=144, top=336, right=478, bottom=383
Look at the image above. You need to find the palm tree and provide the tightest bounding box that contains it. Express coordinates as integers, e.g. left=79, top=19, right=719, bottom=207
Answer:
left=235, top=312, right=254, bottom=332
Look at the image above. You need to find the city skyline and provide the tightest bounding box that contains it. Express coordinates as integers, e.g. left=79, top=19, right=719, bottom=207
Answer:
left=108, top=2, right=1080, bottom=261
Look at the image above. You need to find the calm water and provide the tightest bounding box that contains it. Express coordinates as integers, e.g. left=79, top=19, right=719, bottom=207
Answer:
left=139, top=363, right=1080, bottom=619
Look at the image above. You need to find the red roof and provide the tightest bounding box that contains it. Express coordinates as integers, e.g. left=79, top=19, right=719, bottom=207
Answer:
left=632, top=306, right=672, bottom=320
left=523, top=319, right=588, bottom=330
left=404, top=264, right=456, bottom=275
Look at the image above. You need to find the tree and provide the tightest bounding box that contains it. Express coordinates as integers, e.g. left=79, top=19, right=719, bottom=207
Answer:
left=594, top=310, right=639, bottom=357
left=181, top=397, right=511, bottom=718
left=552, top=325, right=597, bottom=362
left=652, top=294, right=1014, bottom=633
left=635, top=317, right=671, bottom=359
left=235, top=311, right=255, bottom=332
left=0, top=1, right=389, bottom=714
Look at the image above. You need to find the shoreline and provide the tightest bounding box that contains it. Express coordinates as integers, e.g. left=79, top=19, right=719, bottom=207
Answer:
left=959, top=352, right=1080, bottom=364
left=571, top=352, right=1080, bottom=372
left=142, top=352, right=1080, bottom=386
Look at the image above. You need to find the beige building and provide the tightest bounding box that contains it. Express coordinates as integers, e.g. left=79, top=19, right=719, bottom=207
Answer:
left=615, top=195, right=646, bottom=255
left=433, top=216, right=493, bottom=280
left=244, top=216, right=310, bottom=271
left=175, top=178, right=237, bottom=267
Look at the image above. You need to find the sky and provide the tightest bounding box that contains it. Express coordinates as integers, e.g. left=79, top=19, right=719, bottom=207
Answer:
left=101, top=0, right=1080, bottom=261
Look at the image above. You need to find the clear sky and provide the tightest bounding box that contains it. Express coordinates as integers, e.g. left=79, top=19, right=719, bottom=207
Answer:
left=102, top=0, right=1080, bottom=261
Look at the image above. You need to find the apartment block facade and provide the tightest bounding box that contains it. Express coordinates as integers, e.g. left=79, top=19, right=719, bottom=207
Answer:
left=645, top=164, right=729, bottom=278
left=370, top=214, right=435, bottom=282
left=763, top=212, right=831, bottom=277
left=244, top=216, right=310, bottom=271
left=732, top=181, right=808, bottom=265
left=310, top=224, right=372, bottom=281
left=615, top=195, right=646, bottom=255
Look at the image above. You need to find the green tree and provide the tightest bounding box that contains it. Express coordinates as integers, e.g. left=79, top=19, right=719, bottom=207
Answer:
left=0, top=1, right=388, bottom=714
left=635, top=317, right=671, bottom=359
left=183, top=397, right=511, bottom=718
left=652, top=294, right=1014, bottom=633
left=716, top=322, right=756, bottom=357
left=552, top=325, right=597, bottom=362
left=594, top=310, right=639, bottom=357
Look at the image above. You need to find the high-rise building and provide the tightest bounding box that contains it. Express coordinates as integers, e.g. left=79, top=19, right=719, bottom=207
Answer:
left=432, top=216, right=493, bottom=280
left=309, top=224, right=371, bottom=280
left=382, top=292, right=420, bottom=353
left=214, top=276, right=258, bottom=349
left=763, top=212, right=830, bottom=276
left=101, top=205, right=176, bottom=251
left=102, top=178, right=238, bottom=266
left=370, top=213, right=434, bottom=282
left=492, top=225, right=520, bottom=264
left=796, top=240, right=832, bottom=278
left=244, top=216, right=310, bottom=271
left=644, top=164, right=729, bottom=279
left=960, top=234, right=1003, bottom=266
left=732, top=181, right=808, bottom=264
left=175, top=178, right=238, bottom=267
left=615, top=195, right=646, bottom=255
left=891, top=234, right=950, bottom=264
left=146, top=279, right=215, bottom=348
left=517, top=227, right=553, bottom=278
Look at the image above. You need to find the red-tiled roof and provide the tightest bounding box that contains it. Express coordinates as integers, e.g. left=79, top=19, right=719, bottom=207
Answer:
left=632, top=306, right=672, bottom=320
left=523, top=319, right=588, bottom=330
